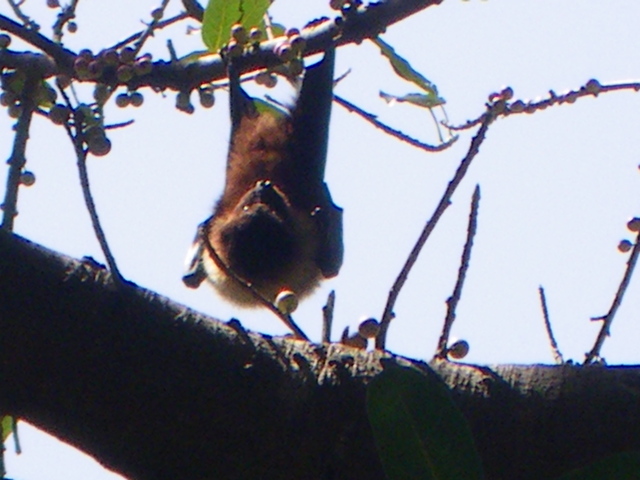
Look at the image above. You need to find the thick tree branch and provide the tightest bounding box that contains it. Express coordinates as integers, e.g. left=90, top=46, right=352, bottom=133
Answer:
left=1, top=231, right=640, bottom=480
left=0, top=0, right=444, bottom=93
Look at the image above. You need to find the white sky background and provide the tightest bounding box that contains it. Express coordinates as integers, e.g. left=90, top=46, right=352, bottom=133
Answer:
left=2, top=0, right=640, bottom=478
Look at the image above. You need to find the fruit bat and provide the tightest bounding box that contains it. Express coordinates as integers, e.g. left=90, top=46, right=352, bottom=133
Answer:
left=183, top=49, right=343, bottom=306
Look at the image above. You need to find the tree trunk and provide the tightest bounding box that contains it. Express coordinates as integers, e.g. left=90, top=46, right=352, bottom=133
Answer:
left=0, top=231, right=638, bottom=480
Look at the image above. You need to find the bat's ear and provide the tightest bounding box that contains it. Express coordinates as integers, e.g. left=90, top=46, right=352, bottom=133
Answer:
left=182, top=220, right=210, bottom=289
left=228, top=61, right=258, bottom=132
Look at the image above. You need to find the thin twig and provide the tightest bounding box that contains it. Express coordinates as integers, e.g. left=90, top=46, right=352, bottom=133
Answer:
left=334, top=94, right=456, bottom=153
left=584, top=228, right=640, bottom=364
left=449, top=80, right=640, bottom=131
left=109, top=12, right=189, bottom=52
left=5, top=0, right=38, bottom=30
left=199, top=223, right=310, bottom=341
left=375, top=99, right=505, bottom=350
left=58, top=89, right=125, bottom=284
left=435, top=184, right=480, bottom=358
left=538, top=286, right=564, bottom=364
left=181, top=0, right=204, bottom=21
left=2, top=80, right=35, bottom=231
left=51, top=0, right=79, bottom=44
left=74, top=143, right=125, bottom=284
left=322, top=290, right=336, bottom=343
left=428, top=106, right=446, bottom=144
left=11, top=416, right=20, bottom=454
left=131, top=0, right=171, bottom=57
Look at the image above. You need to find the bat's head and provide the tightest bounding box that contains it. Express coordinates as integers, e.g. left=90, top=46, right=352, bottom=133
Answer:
left=183, top=49, right=343, bottom=307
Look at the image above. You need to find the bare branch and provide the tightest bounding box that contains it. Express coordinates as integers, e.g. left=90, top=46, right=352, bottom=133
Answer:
left=584, top=228, right=640, bottom=364
left=450, top=80, right=640, bottom=131
left=109, top=12, right=190, bottom=51
left=131, top=0, right=172, bottom=57
left=5, top=0, right=38, bottom=30
left=375, top=98, right=506, bottom=350
left=334, top=94, right=455, bottom=152
left=181, top=0, right=204, bottom=21
left=435, top=184, right=481, bottom=358
left=538, top=286, right=564, bottom=364
left=1, top=78, right=35, bottom=231
left=58, top=88, right=125, bottom=284
left=322, top=290, right=336, bottom=343
left=51, top=0, right=80, bottom=44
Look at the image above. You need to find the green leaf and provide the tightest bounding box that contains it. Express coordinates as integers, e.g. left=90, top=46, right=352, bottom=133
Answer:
left=1, top=416, right=12, bottom=442
left=380, top=91, right=445, bottom=109
left=372, top=37, right=445, bottom=106
left=201, top=0, right=270, bottom=52
left=554, top=451, right=640, bottom=480
left=367, top=365, right=484, bottom=480
left=254, top=98, right=287, bottom=118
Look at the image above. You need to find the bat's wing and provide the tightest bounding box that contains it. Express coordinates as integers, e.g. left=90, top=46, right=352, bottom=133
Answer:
left=291, top=48, right=344, bottom=278
left=290, top=48, right=335, bottom=185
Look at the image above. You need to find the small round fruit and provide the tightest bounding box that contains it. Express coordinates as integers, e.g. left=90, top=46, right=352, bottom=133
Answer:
left=0, top=34, right=11, bottom=48
left=19, top=171, right=35, bottom=186
left=115, top=93, right=130, bottom=108
left=618, top=239, right=634, bottom=253
left=47, top=0, right=60, bottom=8
left=116, top=65, right=134, bottom=82
left=100, top=49, right=119, bottom=67
left=119, top=47, right=136, bottom=64
left=255, top=71, right=269, bottom=85
left=289, top=35, right=306, bottom=55
left=8, top=103, right=22, bottom=118
left=262, top=74, right=277, bottom=89
left=176, top=91, right=194, bottom=114
left=231, top=24, right=247, bottom=44
left=249, top=28, right=262, bottom=42
left=357, top=318, right=379, bottom=338
left=49, top=104, right=70, bottom=124
left=130, top=91, right=144, bottom=107
left=67, top=21, right=78, bottom=33
left=626, top=217, right=640, bottom=233
left=341, top=333, right=367, bottom=349
left=287, top=58, right=304, bottom=77
left=285, top=28, right=300, bottom=38
left=500, top=86, right=514, bottom=100
left=151, top=8, right=163, bottom=20
left=275, top=290, right=299, bottom=314
left=56, top=74, right=72, bottom=89
left=198, top=88, right=215, bottom=108
left=274, top=42, right=293, bottom=61
left=87, top=135, right=112, bottom=157
left=78, top=49, right=93, bottom=60
left=73, top=57, right=89, bottom=76
left=447, top=340, right=469, bottom=360
left=585, top=78, right=601, bottom=94
left=0, top=91, right=16, bottom=107
left=226, top=40, right=243, bottom=58
left=509, top=100, right=525, bottom=113
left=93, top=84, right=109, bottom=104
left=134, top=58, right=153, bottom=76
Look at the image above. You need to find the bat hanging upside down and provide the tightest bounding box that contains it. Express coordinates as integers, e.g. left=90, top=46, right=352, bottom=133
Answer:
left=183, top=49, right=343, bottom=307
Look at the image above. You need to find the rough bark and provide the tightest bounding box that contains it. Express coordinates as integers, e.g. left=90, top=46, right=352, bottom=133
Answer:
left=0, top=230, right=639, bottom=480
